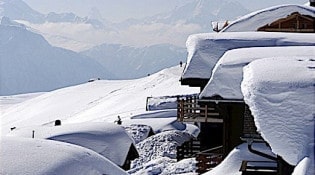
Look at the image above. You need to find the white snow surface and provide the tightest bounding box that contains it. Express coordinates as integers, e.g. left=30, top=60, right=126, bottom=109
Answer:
left=241, top=58, right=315, bottom=174
left=200, top=46, right=315, bottom=99
left=183, top=32, right=315, bottom=81
left=0, top=136, right=128, bottom=175
left=124, top=109, right=200, bottom=137
left=1, top=65, right=199, bottom=135
left=222, top=4, right=315, bottom=32
left=204, top=143, right=276, bottom=175
left=129, top=130, right=195, bottom=175
left=7, top=122, right=134, bottom=166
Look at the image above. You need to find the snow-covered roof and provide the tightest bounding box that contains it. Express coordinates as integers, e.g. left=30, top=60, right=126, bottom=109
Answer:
left=123, top=109, right=200, bottom=137
left=182, top=32, right=315, bottom=82
left=8, top=122, right=136, bottom=166
left=204, top=143, right=276, bottom=175
left=221, top=4, right=315, bottom=32
left=241, top=57, right=314, bottom=173
left=200, top=46, right=315, bottom=99
left=0, top=136, right=127, bottom=175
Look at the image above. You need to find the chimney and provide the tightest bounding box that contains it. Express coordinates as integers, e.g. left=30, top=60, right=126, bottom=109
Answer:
left=310, top=0, right=315, bottom=7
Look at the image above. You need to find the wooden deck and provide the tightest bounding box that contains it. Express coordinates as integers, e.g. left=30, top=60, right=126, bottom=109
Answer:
left=177, top=96, right=222, bottom=123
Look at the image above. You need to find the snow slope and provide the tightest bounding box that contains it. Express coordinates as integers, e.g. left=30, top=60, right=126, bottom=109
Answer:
left=0, top=136, right=127, bottom=175
left=183, top=32, right=315, bottom=81
left=222, top=4, right=315, bottom=32
left=0, top=20, right=111, bottom=95
left=200, top=46, right=315, bottom=99
left=1, top=65, right=199, bottom=135
left=241, top=58, right=315, bottom=174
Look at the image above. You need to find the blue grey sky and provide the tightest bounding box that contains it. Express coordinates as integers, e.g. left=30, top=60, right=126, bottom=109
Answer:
left=23, top=0, right=308, bottom=22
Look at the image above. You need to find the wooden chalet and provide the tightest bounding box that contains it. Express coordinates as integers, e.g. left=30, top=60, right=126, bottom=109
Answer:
left=258, top=12, right=315, bottom=33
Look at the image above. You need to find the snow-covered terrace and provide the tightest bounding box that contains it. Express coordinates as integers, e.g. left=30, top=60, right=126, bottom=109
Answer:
left=8, top=122, right=136, bottom=167
left=182, top=32, right=315, bottom=84
left=221, top=4, right=315, bottom=32
left=200, top=46, right=315, bottom=99
left=241, top=57, right=315, bottom=174
left=0, top=136, right=128, bottom=175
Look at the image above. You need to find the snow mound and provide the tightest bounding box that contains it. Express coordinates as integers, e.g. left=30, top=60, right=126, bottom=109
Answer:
left=7, top=122, right=135, bottom=166
left=129, top=157, right=197, bottom=175
left=130, top=130, right=194, bottom=172
left=241, top=58, right=314, bottom=173
left=124, top=124, right=154, bottom=144
left=200, top=46, right=315, bottom=99
left=0, top=136, right=127, bottom=175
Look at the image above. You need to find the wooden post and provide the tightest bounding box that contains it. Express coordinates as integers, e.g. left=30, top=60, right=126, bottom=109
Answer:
left=205, top=105, right=208, bottom=123
left=180, top=99, right=184, bottom=121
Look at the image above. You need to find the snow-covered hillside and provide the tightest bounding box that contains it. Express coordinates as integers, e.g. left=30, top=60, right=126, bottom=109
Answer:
left=0, top=18, right=112, bottom=95
left=1, top=65, right=199, bottom=134
left=82, top=43, right=186, bottom=79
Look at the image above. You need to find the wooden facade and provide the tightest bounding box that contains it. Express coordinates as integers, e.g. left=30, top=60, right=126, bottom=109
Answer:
left=258, top=12, right=315, bottom=33
left=176, top=95, right=297, bottom=174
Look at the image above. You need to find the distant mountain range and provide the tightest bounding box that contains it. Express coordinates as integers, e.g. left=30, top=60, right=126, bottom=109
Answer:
left=82, top=44, right=186, bottom=79
left=0, top=0, right=253, bottom=94
left=0, top=18, right=112, bottom=95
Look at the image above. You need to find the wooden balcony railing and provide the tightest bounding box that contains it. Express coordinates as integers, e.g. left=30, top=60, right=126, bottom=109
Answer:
left=196, top=146, right=223, bottom=174
left=177, top=96, right=222, bottom=123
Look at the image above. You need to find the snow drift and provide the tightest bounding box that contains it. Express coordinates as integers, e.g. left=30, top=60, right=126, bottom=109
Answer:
left=241, top=57, right=315, bottom=174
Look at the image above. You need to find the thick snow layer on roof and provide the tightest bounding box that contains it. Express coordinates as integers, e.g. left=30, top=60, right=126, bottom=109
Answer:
left=183, top=32, right=315, bottom=80
left=7, top=122, right=134, bottom=166
left=241, top=58, right=314, bottom=173
left=292, top=157, right=313, bottom=175
left=124, top=109, right=200, bottom=137
left=200, top=46, right=315, bottom=99
left=204, top=143, right=276, bottom=175
left=222, top=4, right=315, bottom=32
left=0, top=137, right=127, bottom=175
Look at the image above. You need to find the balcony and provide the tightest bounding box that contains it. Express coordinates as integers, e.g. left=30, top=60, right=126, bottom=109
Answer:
left=177, top=96, right=222, bottom=123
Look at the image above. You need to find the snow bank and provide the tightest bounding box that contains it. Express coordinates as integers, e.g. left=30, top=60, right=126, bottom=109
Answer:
left=241, top=58, right=314, bottom=174
left=222, top=4, right=315, bottom=32
left=200, top=46, right=315, bottom=99
left=7, top=122, right=135, bottom=167
left=129, top=157, right=197, bottom=175
left=183, top=32, right=315, bottom=81
left=124, top=124, right=154, bottom=144
left=204, top=143, right=276, bottom=175
left=0, top=136, right=127, bottom=175
left=129, top=130, right=195, bottom=174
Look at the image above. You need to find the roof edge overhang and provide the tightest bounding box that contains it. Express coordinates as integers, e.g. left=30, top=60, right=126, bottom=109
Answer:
left=198, top=98, right=244, bottom=104
left=180, top=78, right=209, bottom=88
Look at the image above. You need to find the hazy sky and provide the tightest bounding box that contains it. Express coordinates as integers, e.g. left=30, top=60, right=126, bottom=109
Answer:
left=23, top=0, right=308, bottom=22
